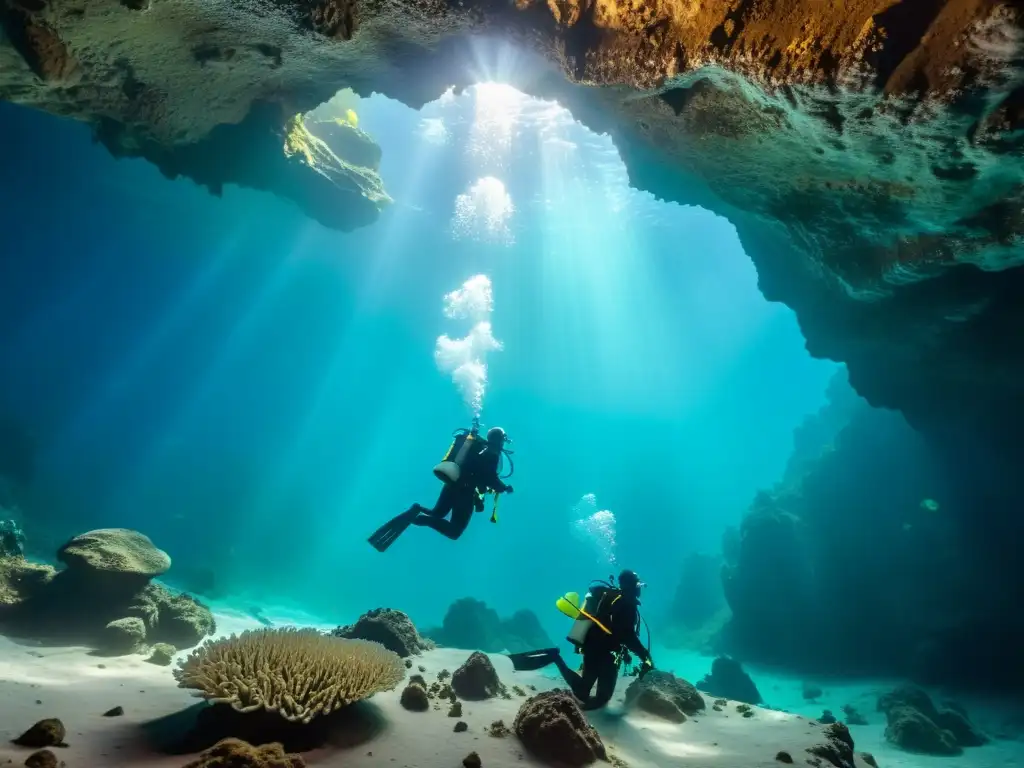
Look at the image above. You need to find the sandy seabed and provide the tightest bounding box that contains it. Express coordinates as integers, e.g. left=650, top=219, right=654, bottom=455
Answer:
left=0, top=608, right=1021, bottom=768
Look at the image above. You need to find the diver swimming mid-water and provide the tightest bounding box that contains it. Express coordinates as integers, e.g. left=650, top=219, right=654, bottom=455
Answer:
left=367, top=419, right=514, bottom=552
left=507, top=569, right=653, bottom=710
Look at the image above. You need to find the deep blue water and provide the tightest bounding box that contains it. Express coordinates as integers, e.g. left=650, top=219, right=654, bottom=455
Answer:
left=0, top=86, right=836, bottom=639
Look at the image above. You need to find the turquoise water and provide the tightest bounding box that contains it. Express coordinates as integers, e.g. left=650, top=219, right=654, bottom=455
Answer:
left=0, top=85, right=836, bottom=639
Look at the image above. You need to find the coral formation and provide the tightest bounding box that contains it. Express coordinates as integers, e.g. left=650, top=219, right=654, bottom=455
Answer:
left=513, top=690, right=606, bottom=766
left=128, top=586, right=217, bottom=649
left=623, top=670, right=705, bottom=723
left=0, top=557, right=55, bottom=610
left=181, top=737, right=305, bottom=768
left=57, top=528, right=170, bottom=580
left=332, top=607, right=431, bottom=657
left=0, top=528, right=215, bottom=657
left=99, top=616, right=147, bottom=653
left=451, top=651, right=501, bottom=701
left=174, top=628, right=405, bottom=724
left=696, top=657, right=762, bottom=705
left=147, top=642, right=176, bottom=666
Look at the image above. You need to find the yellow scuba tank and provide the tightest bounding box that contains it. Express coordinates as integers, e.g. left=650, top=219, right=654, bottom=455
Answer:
left=556, top=592, right=582, bottom=619
left=434, top=431, right=477, bottom=484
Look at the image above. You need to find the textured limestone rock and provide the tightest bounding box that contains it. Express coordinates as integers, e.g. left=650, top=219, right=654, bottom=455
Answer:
left=57, top=528, right=170, bottom=578
left=624, top=670, right=706, bottom=722
left=0, top=557, right=55, bottom=612
left=332, top=607, right=431, bottom=658
left=100, top=616, right=147, bottom=653
left=513, top=690, right=606, bottom=767
left=12, top=718, right=67, bottom=748
left=0, top=0, right=1022, bottom=442
left=452, top=651, right=501, bottom=701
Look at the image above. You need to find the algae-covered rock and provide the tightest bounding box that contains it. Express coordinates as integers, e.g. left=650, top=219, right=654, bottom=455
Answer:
left=935, top=708, right=988, bottom=747
left=12, top=718, right=66, bottom=748
left=24, top=749, right=59, bottom=768
left=181, top=737, right=305, bottom=768
left=147, top=642, right=176, bottom=666
left=513, top=690, right=606, bottom=766
left=0, top=557, right=55, bottom=611
left=100, top=616, right=147, bottom=653
left=332, top=607, right=430, bottom=658
left=129, top=584, right=216, bottom=649
left=400, top=682, right=430, bottom=711
left=57, top=528, right=170, bottom=579
left=452, top=651, right=501, bottom=700
left=884, top=706, right=961, bottom=756
left=309, top=119, right=382, bottom=172
left=807, top=722, right=856, bottom=768
left=624, top=670, right=706, bottom=722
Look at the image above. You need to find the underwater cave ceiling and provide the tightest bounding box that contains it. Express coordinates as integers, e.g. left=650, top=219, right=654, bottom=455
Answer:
left=2, top=0, right=1023, bottom=441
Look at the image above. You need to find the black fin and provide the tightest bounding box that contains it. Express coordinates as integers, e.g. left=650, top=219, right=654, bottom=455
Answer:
left=507, top=648, right=561, bottom=672
left=368, top=507, right=418, bottom=552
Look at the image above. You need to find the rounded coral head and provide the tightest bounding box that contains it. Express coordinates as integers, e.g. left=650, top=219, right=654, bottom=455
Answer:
left=57, top=528, right=170, bottom=577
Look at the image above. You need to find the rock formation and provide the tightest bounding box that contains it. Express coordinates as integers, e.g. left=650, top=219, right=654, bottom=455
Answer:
left=513, top=690, right=606, bottom=767
left=0, top=527, right=215, bottom=654
left=624, top=670, right=706, bottom=723
left=696, top=657, right=762, bottom=706
left=877, top=686, right=987, bottom=755
left=451, top=651, right=501, bottom=700
left=1, top=1, right=1022, bottom=443
left=332, top=607, right=432, bottom=658
left=665, top=551, right=726, bottom=647
left=719, top=370, right=1024, bottom=691
left=425, top=598, right=553, bottom=654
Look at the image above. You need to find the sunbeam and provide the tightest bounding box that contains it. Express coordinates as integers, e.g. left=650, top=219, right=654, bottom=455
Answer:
left=106, top=226, right=320, bottom=516
left=49, top=229, right=246, bottom=462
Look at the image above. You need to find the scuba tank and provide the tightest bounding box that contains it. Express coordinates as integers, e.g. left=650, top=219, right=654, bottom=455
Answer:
left=434, top=428, right=478, bottom=484
left=564, top=583, right=616, bottom=648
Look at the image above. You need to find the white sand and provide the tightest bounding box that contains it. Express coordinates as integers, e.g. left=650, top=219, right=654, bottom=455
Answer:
left=0, top=611, right=1019, bottom=768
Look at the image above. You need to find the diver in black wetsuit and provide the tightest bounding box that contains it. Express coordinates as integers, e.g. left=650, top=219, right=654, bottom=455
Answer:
left=368, top=425, right=514, bottom=552
left=507, top=569, right=653, bottom=710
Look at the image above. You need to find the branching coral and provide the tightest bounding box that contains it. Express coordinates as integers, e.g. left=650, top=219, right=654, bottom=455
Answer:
left=174, top=628, right=405, bottom=724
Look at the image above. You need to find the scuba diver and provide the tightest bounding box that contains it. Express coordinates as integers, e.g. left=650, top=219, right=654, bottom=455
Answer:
left=368, top=420, right=514, bottom=552
left=507, top=569, right=653, bottom=710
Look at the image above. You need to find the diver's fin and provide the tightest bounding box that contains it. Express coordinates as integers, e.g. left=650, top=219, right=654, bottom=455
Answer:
left=507, top=648, right=561, bottom=672
left=368, top=507, right=419, bottom=553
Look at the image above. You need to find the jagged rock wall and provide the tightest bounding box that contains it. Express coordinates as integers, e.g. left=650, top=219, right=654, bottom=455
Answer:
left=721, top=372, right=1024, bottom=692
left=1, top=0, right=1023, bottom=442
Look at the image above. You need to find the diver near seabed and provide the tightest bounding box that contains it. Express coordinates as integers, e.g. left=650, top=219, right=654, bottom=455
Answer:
left=368, top=417, right=515, bottom=552
left=507, top=569, right=654, bottom=711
